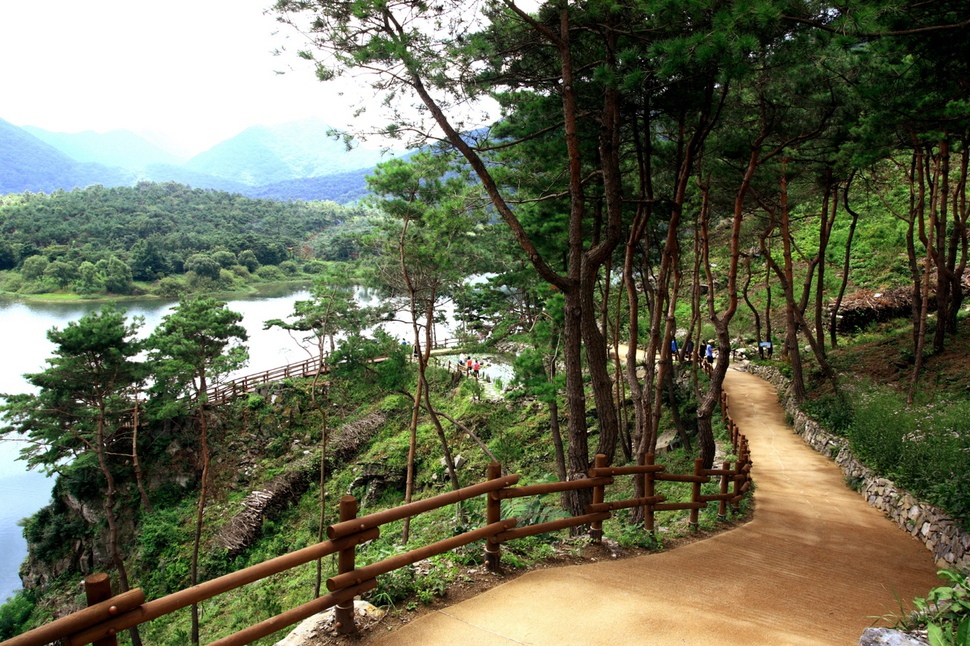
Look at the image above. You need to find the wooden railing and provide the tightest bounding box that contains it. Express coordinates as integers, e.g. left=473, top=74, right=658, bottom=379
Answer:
left=205, top=337, right=464, bottom=405
left=5, top=393, right=751, bottom=646
left=205, top=356, right=329, bottom=405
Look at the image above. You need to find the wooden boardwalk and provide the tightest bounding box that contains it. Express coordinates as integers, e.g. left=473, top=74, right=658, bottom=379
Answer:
left=205, top=339, right=463, bottom=405
left=205, top=356, right=330, bottom=405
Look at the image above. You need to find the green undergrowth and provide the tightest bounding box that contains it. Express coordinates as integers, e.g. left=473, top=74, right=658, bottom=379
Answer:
left=2, top=357, right=748, bottom=644
left=793, top=321, right=970, bottom=531
left=885, top=569, right=970, bottom=646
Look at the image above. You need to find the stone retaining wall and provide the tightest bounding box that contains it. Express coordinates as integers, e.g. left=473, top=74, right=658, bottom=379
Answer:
left=741, top=363, right=970, bottom=572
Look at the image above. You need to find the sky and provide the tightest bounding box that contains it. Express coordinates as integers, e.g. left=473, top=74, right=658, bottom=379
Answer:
left=0, top=0, right=378, bottom=157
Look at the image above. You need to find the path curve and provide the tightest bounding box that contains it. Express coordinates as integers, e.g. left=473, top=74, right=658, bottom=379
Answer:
left=370, top=369, right=940, bottom=645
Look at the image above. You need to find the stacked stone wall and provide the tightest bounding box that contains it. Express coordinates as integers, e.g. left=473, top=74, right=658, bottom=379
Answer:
left=742, top=363, right=969, bottom=572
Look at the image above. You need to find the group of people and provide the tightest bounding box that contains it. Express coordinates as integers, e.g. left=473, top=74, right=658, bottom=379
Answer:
left=459, top=356, right=482, bottom=379
left=671, top=338, right=776, bottom=366
left=669, top=338, right=716, bottom=365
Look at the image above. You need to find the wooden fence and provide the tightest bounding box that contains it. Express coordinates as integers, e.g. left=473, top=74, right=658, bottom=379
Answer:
left=205, top=356, right=329, bottom=405
left=5, top=393, right=751, bottom=646
left=205, top=337, right=463, bottom=405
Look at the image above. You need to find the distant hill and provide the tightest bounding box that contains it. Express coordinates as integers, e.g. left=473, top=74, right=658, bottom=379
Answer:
left=1, top=117, right=396, bottom=203
left=183, top=119, right=391, bottom=186
left=137, top=163, right=251, bottom=194
left=0, top=118, right=132, bottom=194
left=21, top=126, right=185, bottom=168
left=245, top=168, right=372, bottom=203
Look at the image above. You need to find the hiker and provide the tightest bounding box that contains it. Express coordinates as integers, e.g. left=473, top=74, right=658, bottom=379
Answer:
left=705, top=341, right=715, bottom=365
left=466, top=357, right=473, bottom=375
left=683, top=339, right=694, bottom=363
left=473, top=359, right=480, bottom=379
left=671, top=338, right=678, bottom=361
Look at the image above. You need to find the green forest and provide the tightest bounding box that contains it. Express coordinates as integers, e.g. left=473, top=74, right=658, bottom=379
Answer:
left=0, top=182, right=369, bottom=298
left=3, top=0, right=970, bottom=643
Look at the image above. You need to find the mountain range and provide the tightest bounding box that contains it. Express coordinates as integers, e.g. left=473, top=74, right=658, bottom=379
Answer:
left=1, top=118, right=399, bottom=203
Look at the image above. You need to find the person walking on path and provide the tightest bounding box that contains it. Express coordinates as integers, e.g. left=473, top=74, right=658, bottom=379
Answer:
left=683, top=338, right=694, bottom=363
left=368, top=368, right=940, bottom=645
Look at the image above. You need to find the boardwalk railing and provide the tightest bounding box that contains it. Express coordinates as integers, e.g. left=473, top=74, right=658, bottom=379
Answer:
left=205, top=356, right=329, bottom=405
left=205, top=338, right=464, bottom=406
left=6, top=393, right=752, bottom=646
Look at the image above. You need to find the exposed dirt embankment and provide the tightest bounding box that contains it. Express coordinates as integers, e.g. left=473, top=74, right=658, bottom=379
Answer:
left=218, top=411, right=388, bottom=557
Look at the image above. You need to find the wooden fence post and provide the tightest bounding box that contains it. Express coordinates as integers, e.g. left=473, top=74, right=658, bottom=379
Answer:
left=718, top=460, right=730, bottom=521
left=644, top=453, right=656, bottom=534
left=689, top=458, right=703, bottom=529
left=485, top=462, right=503, bottom=572
left=334, top=496, right=359, bottom=635
left=84, top=573, right=118, bottom=646
left=732, top=454, right=744, bottom=514
left=589, top=454, right=607, bottom=542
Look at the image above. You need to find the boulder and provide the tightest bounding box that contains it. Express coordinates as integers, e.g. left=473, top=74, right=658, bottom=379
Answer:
left=274, top=600, right=386, bottom=645
left=859, top=627, right=927, bottom=645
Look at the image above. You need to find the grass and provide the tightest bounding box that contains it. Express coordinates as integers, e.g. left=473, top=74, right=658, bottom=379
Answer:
left=842, top=386, right=970, bottom=528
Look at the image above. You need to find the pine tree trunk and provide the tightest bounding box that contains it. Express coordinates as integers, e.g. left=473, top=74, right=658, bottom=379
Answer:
left=191, top=403, right=210, bottom=646
left=830, top=177, right=860, bottom=349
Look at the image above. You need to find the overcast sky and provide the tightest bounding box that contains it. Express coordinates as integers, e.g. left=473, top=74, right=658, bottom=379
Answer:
left=0, top=0, right=372, bottom=156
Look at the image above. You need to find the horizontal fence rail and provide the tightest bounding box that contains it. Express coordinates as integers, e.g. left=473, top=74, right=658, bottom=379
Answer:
left=7, top=393, right=753, bottom=646
left=205, top=356, right=329, bottom=405
left=206, top=337, right=462, bottom=406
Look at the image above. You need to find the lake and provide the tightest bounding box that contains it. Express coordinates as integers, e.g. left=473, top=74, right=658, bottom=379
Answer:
left=0, top=288, right=314, bottom=603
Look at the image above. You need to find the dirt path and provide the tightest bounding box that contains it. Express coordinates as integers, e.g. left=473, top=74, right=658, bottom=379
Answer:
left=368, top=369, right=941, bottom=645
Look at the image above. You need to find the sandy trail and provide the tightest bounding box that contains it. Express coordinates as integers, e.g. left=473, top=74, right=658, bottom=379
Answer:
left=369, top=369, right=940, bottom=645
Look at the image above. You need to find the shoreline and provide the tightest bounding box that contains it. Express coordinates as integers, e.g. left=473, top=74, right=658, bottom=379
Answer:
left=0, top=279, right=312, bottom=305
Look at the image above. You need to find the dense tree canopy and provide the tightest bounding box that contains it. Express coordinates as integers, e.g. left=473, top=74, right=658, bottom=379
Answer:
left=0, top=181, right=370, bottom=295
left=274, top=0, right=970, bottom=487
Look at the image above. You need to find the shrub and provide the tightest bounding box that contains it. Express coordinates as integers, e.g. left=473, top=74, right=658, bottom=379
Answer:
left=17, top=280, right=55, bottom=294
left=238, top=250, right=260, bottom=272
left=801, top=393, right=854, bottom=434
left=184, top=253, right=221, bottom=280
left=212, top=250, right=237, bottom=269
left=21, top=255, right=48, bottom=281
left=303, top=260, right=327, bottom=274
left=21, top=503, right=91, bottom=565
left=256, top=265, right=286, bottom=281
left=138, top=505, right=194, bottom=595
left=155, top=276, right=184, bottom=298
left=847, top=388, right=970, bottom=528
left=0, top=271, right=22, bottom=292
left=0, top=591, right=35, bottom=640
left=218, top=268, right=237, bottom=287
